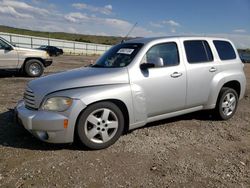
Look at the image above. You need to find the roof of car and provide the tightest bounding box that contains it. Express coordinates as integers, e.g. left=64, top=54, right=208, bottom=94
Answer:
left=125, top=36, right=229, bottom=44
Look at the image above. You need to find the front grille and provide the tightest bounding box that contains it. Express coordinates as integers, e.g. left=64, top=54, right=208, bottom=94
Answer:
left=23, top=88, right=37, bottom=110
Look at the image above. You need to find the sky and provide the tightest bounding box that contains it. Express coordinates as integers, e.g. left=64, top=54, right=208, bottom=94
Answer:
left=0, top=0, right=250, bottom=48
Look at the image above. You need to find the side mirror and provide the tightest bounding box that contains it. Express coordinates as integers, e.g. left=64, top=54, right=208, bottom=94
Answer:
left=140, top=57, right=164, bottom=70
left=5, top=46, right=13, bottom=51
left=140, top=63, right=155, bottom=70
left=153, top=57, right=164, bottom=67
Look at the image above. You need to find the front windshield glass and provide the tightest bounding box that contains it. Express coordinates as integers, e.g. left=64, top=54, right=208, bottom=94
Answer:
left=0, top=37, right=13, bottom=47
left=92, top=43, right=143, bottom=68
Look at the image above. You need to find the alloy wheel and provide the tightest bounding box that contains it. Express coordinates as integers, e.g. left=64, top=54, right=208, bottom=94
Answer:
left=84, top=108, right=119, bottom=144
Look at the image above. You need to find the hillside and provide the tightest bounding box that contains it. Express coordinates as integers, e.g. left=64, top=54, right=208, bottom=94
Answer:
left=0, top=25, right=123, bottom=45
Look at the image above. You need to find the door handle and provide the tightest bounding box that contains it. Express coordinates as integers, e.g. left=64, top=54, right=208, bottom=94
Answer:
left=209, top=67, right=217, bottom=72
left=171, top=72, right=183, bottom=78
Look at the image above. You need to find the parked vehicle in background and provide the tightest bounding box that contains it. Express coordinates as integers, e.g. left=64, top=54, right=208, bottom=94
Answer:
left=38, top=45, right=63, bottom=57
left=0, top=37, right=52, bottom=77
left=239, top=53, right=250, bottom=63
left=16, top=36, right=246, bottom=150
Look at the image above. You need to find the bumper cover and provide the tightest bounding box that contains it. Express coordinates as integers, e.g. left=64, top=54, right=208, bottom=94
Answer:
left=16, top=100, right=86, bottom=143
left=43, top=58, right=53, bottom=67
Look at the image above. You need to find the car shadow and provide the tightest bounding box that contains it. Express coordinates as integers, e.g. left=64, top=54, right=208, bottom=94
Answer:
left=0, top=108, right=216, bottom=151
left=0, top=70, right=25, bottom=78
left=0, top=109, right=79, bottom=151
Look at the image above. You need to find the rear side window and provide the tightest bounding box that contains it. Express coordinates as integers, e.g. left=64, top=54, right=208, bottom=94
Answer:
left=213, top=40, right=236, bottom=60
left=184, top=40, right=213, bottom=63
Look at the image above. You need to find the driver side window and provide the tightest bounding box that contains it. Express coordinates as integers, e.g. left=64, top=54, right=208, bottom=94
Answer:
left=141, top=42, right=179, bottom=67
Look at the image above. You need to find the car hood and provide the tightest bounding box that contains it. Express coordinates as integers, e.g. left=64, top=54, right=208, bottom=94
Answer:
left=15, top=47, right=48, bottom=57
left=15, top=47, right=45, bottom=53
left=27, top=67, right=129, bottom=104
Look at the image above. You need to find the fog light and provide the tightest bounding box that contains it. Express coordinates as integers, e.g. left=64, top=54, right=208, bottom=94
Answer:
left=36, top=131, right=49, bottom=140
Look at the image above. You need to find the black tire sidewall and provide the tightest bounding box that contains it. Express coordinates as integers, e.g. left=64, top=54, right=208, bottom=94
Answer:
left=25, top=59, right=44, bottom=77
left=77, top=102, right=124, bottom=150
left=217, top=87, right=238, bottom=120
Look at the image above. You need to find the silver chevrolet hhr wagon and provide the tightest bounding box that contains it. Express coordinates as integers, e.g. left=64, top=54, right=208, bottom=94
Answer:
left=16, top=36, right=246, bottom=149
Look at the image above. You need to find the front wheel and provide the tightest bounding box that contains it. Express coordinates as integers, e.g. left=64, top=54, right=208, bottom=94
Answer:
left=24, top=59, right=44, bottom=77
left=215, top=87, right=238, bottom=120
left=76, top=102, right=124, bottom=150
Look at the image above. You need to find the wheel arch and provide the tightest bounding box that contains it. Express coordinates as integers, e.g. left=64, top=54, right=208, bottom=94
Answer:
left=21, top=57, right=45, bottom=70
left=74, top=99, right=130, bottom=141
left=221, top=80, right=241, bottom=97
left=213, top=80, right=241, bottom=107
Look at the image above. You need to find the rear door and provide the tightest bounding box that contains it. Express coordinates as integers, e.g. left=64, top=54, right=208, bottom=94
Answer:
left=0, top=39, right=18, bottom=69
left=182, top=39, right=220, bottom=108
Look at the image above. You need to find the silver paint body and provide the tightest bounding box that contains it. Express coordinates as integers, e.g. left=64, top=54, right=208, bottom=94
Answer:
left=16, top=36, right=246, bottom=143
left=0, top=37, right=50, bottom=69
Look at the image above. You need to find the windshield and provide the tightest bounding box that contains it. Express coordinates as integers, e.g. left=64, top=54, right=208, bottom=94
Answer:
left=92, top=43, right=143, bottom=68
left=0, top=37, right=14, bottom=47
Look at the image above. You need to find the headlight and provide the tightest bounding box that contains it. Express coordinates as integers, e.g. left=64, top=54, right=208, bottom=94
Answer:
left=42, top=97, right=73, bottom=112
left=44, top=51, right=50, bottom=58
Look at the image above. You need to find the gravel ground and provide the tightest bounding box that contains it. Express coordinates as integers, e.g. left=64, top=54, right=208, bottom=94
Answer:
left=0, top=55, right=249, bottom=188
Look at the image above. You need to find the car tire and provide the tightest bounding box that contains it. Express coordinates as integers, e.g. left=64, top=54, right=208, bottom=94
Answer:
left=215, top=87, right=238, bottom=120
left=24, top=59, right=44, bottom=77
left=76, top=102, right=124, bottom=150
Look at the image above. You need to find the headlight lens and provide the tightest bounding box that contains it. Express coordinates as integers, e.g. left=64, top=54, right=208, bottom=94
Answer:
left=42, top=97, right=73, bottom=111
left=45, top=51, right=50, bottom=58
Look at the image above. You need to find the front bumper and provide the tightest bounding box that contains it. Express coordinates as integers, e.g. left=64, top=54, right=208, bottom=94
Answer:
left=16, top=100, right=86, bottom=143
left=43, top=58, right=53, bottom=67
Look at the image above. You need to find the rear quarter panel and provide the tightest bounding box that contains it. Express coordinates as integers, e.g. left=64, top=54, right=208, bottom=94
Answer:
left=205, top=61, right=246, bottom=109
left=202, top=39, right=246, bottom=109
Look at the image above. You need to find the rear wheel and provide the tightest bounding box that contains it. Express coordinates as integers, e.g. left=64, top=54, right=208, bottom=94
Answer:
left=77, top=102, right=124, bottom=150
left=215, top=87, right=238, bottom=120
left=24, top=59, right=44, bottom=77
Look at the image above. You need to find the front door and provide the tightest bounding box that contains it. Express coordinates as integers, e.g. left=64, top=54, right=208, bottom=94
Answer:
left=0, top=39, right=18, bottom=69
left=130, top=41, right=187, bottom=118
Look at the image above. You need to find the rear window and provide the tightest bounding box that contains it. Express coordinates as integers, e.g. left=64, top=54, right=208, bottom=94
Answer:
left=213, top=40, right=236, bottom=60
left=184, top=40, right=213, bottom=63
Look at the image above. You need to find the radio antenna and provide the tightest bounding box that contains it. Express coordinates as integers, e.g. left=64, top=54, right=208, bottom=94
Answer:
left=121, top=22, right=138, bottom=43
left=125, top=22, right=137, bottom=38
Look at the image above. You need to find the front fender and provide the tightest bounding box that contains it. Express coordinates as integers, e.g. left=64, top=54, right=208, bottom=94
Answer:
left=46, top=84, right=136, bottom=126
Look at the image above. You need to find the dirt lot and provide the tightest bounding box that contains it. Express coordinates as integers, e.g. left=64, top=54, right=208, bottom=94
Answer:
left=0, top=55, right=249, bottom=187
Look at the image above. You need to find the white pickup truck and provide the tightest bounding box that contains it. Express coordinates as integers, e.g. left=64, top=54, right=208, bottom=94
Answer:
left=0, top=37, right=52, bottom=77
